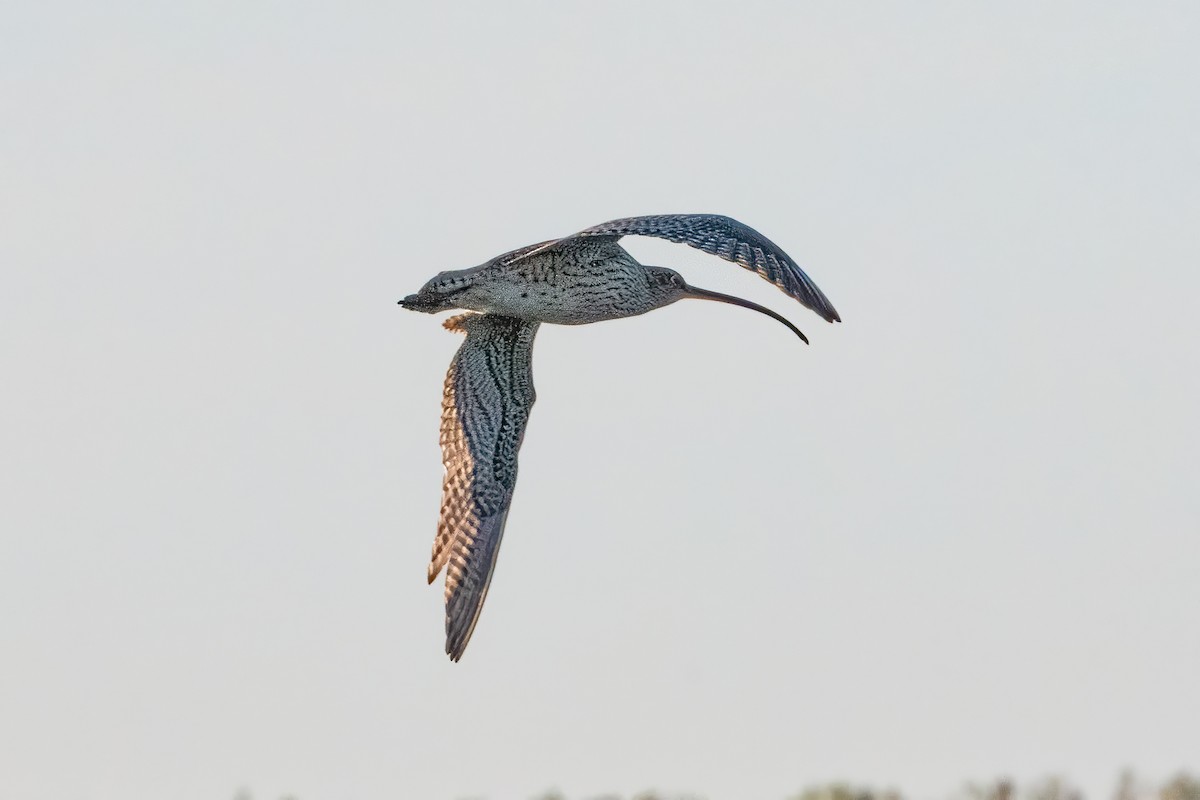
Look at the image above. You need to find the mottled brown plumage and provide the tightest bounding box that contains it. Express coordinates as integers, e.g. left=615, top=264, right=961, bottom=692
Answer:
left=506, top=214, right=841, bottom=323
left=402, top=214, right=839, bottom=660
left=429, top=313, right=539, bottom=661
left=401, top=213, right=839, bottom=336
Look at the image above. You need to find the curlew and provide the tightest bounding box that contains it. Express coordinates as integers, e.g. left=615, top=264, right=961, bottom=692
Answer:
left=400, top=214, right=840, bottom=660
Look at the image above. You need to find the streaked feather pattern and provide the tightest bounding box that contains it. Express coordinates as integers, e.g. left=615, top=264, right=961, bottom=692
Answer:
left=429, top=313, right=539, bottom=661
left=506, top=213, right=841, bottom=323
left=403, top=212, right=842, bottom=660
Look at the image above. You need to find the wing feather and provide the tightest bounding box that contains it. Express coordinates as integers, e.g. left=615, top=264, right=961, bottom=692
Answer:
left=507, top=214, right=841, bottom=323
left=427, top=313, right=539, bottom=661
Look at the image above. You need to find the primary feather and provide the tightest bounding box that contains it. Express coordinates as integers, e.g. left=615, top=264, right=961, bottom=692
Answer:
left=429, top=313, right=539, bottom=661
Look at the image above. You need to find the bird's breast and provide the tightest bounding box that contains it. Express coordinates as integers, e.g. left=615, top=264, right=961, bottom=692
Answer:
left=465, top=264, right=659, bottom=325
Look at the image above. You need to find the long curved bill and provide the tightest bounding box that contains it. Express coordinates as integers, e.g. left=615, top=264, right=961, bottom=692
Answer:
left=683, top=284, right=809, bottom=344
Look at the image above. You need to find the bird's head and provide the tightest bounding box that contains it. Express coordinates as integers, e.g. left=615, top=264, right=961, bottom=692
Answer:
left=644, top=266, right=808, bottom=343
left=398, top=269, right=474, bottom=314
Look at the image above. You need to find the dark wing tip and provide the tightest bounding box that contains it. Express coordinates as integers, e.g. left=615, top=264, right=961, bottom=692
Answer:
left=441, top=507, right=514, bottom=662
left=444, top=592, right=480, bottom=662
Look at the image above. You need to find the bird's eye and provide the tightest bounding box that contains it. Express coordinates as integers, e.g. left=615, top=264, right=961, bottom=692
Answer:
left=671, top=274, right=686, bottom=288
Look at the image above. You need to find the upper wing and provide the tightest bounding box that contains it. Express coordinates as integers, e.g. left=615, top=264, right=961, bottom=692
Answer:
left=507, top=214, right=841, bottom=323
left=428, top=313, right=540, bottom=661
left=489, top=238, right=557, bottom=266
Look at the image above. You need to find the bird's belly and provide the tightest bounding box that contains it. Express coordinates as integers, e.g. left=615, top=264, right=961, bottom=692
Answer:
left=469, top=279, right=651, bottom=325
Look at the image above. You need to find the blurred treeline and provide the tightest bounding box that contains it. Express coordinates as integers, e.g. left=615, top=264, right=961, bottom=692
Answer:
left=518, top=771, right=1200, bottom=800
left=233, top=772, right=1200, bottom=800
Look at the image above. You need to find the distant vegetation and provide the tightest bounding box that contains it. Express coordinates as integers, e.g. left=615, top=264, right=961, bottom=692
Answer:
left=233, top=771, right=1200, bottom=800
left=518, top=772, right=1200, bottom=800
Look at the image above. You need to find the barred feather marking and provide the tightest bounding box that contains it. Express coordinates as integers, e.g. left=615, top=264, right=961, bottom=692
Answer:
left=426, top=314, right=539, bottom=661
left=505, top=213, right=841, bottom=323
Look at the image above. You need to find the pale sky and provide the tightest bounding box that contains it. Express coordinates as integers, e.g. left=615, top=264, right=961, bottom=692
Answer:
left=2, top=3, right=1198, bottom=800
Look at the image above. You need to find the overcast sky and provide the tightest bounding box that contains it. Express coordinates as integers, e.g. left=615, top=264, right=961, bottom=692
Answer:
left=2, top=3, right=1198, bottom=800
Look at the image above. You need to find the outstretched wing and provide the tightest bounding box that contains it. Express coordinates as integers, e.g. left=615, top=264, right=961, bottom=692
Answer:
left=508, top=214, right=840, bottom=323
left=429, top=313, right=540, bottom=661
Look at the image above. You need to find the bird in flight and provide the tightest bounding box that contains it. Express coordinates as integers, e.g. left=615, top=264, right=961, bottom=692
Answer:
left=400, top=214, right=840, bottom=660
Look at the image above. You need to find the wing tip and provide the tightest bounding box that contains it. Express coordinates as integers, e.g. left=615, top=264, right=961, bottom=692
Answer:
left=445, top=616, right=474, bottom=662
left=807, top=294, right=841, bottom=324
